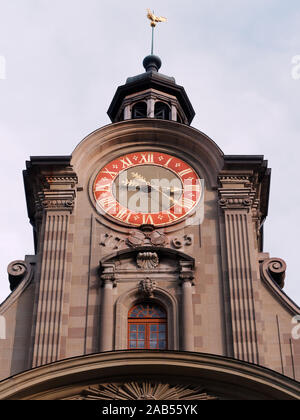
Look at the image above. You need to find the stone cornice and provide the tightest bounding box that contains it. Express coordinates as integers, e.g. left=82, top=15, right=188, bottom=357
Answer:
left=23, top=158, right=78, bottom=250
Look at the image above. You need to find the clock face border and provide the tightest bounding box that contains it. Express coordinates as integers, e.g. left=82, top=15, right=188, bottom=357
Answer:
left=92, top=151, right=202, bottom=227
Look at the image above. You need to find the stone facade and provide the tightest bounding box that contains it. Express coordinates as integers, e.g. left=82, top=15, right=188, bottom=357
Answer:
left=0, top=58, right=299, bottom=399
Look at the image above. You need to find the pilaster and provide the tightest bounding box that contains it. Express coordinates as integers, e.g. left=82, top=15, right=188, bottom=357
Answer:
left=218, top=173, right=259, bottom=364
left=29, top=168, right=78, bottom=367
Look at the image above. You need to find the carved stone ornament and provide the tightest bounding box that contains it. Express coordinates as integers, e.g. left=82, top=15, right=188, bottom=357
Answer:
left=171, top=234, right=193, bottom=249
left=43, top=175, right=78, bottom=189
left=179, top=260, right=195, bottom=285
left=218, top=174, right=257, bottom=212
left=100, top=263, right=117, bottom=287
left=260, top=257, right=286, bottom=289
left=139, top=278, right=157, bottom=298
left=137, top=252, right=159, bottom=270
left=65, top=381, right=217, bottom=400
left=127, top=230, right=168, bottom=248
left=7, top=260, right=29, bottom=291
left=36, top=190, right=76, bottom=212
left=100, top=233, right=125, bottom=250
left=218, top=197, right=254, bottom=209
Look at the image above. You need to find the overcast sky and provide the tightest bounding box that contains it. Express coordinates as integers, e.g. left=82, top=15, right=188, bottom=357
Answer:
left=0, top=0, right=299, bottom=305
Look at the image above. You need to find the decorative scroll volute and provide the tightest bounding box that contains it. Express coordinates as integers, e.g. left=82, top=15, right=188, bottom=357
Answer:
left=7, top=260, right=29, bottom=291
left=260, top=257, right=287, bottom=289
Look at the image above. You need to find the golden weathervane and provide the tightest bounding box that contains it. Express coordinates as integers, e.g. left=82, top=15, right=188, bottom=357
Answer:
left=147, top=9, right=167, bottom=27
left=146, top=9, right=167, bottom=55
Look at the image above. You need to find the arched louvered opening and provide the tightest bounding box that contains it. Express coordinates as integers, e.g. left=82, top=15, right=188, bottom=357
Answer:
left=154, top=102, right=170, bottom=120
left=132, top=102, right=147, bottom=119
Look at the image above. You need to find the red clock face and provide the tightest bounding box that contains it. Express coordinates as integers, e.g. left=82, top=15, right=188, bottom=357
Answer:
left=93, top=151, right=201, bottom=227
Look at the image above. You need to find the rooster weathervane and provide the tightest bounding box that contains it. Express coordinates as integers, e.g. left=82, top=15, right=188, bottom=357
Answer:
left=146, top=9, right=167, bottom=55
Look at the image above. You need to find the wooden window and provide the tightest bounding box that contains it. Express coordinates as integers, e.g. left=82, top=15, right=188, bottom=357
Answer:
left=128, top=303, right=167, bottom=350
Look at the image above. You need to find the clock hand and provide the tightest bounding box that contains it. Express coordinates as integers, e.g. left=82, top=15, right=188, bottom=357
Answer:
left=122, top=174, right=181, bottom=203
left=131, top=172, right=148, bottom=184
left=149, top=184, right=177, bottom=204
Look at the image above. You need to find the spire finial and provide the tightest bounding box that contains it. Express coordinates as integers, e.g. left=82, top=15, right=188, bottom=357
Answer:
left=146, top=9, right=167, bottom=55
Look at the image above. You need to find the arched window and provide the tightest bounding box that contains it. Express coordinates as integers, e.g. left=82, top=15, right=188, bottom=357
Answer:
left=132, top=102, right=147, bottom=119
left=128, top=303, right=167, bottom=350
left=154, top=102, right=170, bottom=120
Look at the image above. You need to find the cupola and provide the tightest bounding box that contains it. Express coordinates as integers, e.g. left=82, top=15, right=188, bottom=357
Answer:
left=107, top=55, right=195, bottom=125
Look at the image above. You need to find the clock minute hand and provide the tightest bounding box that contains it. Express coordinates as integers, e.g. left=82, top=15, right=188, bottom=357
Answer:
left=149, top=183, right=177, bottom=204
left=131, top=172, right=148, bottom=185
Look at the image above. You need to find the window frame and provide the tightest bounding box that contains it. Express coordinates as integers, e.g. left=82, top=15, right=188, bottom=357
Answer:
left=128, top=303, right=168, bottom=350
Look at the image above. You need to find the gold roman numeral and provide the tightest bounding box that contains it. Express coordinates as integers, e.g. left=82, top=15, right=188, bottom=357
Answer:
left=95, top=182, right=111, bottom=192
left=178, top=168, right=193, bottom=177
left=165, top=211, right=179, bottom=222
left=175, top=197, right=195, bottom=210
left=120, top=157, right=133, bottom=169
left=115, top=208, right=132, bottom=223
left=184, top=184, right=201, bottom=192
left=98, top=196, right=116, bottom=211
left=102, top=168, right=118, bottom=179
left=140, top=153, right=154, bottom=164
left=164, top=157, right=173, bottom=167
left=142, top=214, right=154, bottom=225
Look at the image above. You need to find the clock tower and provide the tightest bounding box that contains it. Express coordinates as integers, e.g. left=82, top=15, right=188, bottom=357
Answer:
left=0, top=54, right=299, bottom=400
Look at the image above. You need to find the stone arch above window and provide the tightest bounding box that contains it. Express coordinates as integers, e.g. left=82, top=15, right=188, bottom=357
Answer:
left=132, top=102, right=147, bottom=119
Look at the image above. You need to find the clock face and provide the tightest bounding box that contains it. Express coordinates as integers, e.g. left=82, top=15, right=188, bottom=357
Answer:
left=93, top=151, right=201, bottom=227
